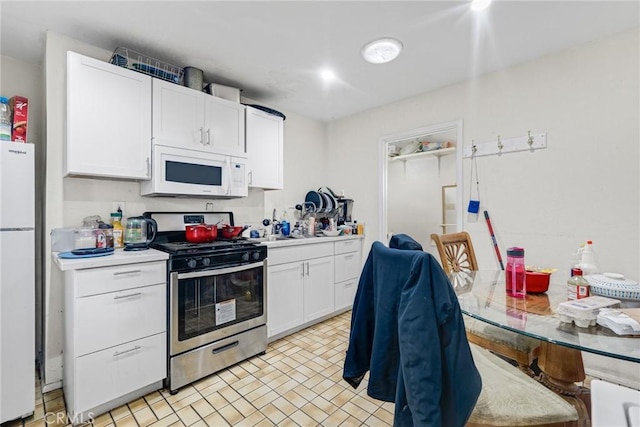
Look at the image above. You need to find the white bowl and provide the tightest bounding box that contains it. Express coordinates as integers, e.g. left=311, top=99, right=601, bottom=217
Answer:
left=321, top=229, right=341, bottom=237
left=585, top=273, right=640, bottom=301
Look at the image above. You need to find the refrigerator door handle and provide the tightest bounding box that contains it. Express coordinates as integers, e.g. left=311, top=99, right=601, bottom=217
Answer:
left=0, top=227, right=35, bottom=231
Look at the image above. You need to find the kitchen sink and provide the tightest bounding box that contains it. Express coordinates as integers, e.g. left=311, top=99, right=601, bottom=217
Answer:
left=273, top=234, right=323, bottom=241
left=249, top=234, right=321, bottom=243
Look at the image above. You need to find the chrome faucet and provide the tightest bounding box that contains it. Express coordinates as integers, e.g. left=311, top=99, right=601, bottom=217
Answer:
left=271, top=208, right=279, bottom=235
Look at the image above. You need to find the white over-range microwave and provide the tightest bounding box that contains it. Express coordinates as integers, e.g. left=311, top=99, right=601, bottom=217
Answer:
left=141, top=144, right=248, bottom=197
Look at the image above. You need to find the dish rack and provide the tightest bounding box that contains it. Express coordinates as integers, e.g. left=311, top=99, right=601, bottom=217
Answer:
left=109, top=47, right=183, bottom=84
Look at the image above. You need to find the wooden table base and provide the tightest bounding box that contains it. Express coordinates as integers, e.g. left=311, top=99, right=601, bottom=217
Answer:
left=537, top=341, right=591, bottom=424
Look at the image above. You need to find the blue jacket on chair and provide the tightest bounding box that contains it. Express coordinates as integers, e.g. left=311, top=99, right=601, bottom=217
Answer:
left=343, top=234, right=482, bottom=427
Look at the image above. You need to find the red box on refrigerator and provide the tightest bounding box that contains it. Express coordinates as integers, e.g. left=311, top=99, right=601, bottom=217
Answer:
left=9, top=96, right=28, bottom=142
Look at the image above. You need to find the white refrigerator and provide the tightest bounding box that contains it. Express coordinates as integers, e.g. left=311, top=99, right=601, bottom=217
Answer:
left=0, top=140, right=35, bottom=422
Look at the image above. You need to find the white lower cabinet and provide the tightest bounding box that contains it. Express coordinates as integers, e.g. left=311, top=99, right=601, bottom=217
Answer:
left=267, top=242, right=334, bottom=339
left=74, top=333, right=165, bottom=414
left=267, top=238, right=363, bottom=340
left=334, top=240, right=363, bottom=311
left=267, top=262, right=304, bottom=337
left=303, top=256, right=335, bottom=322
left=62, top=260, right=167, bottom=423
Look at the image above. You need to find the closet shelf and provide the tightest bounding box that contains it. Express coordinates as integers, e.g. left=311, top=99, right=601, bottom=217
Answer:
left=389, top=147, right=456, bottom=162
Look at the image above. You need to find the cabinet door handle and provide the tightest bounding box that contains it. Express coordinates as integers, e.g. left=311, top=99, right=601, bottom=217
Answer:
left=113, top=345, right=141, bottom=357
left=306, top=262, right=310, bottom=276
left=113, top=292, right=142, bottom=300
left=248, top=170, right=253, bottom=185
left=146, top=157, right=151, bottom=177
left=113, top=269, right=142, bottom=276
left=199, top=127, right=205, bottom=144
left=206, top=128, right=211, bottom=145
left=344, top=255, right=355, bottom=260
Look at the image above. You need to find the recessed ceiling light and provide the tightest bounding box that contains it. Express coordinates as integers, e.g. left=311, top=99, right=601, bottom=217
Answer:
left=320, top=69, right=336, bottom=81
left=470, top=0, right=492, bottom=11
left=361, top=38, right=403, bottom=64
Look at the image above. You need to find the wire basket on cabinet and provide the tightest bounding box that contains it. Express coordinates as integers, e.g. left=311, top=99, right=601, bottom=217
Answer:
left=109, top=47, right=183, bottom=84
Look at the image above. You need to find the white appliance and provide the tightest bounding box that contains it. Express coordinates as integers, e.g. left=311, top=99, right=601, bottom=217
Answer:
left=0, top=141, right=35, bottom=422
left=141, top=144, right=247, bottom=198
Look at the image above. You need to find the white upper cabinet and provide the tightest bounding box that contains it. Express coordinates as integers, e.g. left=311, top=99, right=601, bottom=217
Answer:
left=152, top=79, right=246, bottom=157
left=66, top=51, right=151, bottom=180
left=245, top=106, right=284, bottom=189
left=203, top=95, right=246, bottom=156
left=151, top=78, right=204, bottom=149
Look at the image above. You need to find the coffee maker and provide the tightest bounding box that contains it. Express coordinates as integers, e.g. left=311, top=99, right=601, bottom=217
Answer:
left=336, top=198, right=354, bottom=226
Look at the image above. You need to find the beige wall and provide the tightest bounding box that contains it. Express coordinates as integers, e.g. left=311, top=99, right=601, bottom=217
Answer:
left=327, top=28, right=639, bottom=280
left=326, top=28, right=639, bottom=388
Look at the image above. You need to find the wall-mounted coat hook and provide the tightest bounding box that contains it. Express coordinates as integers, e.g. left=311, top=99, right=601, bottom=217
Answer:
left=463, top=131, right=547, bottom=158
left=527, top=131, right=534, bottom=152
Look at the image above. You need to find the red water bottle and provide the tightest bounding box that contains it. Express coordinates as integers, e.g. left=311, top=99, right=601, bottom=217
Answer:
left=506, top=247, right=526, bottom=298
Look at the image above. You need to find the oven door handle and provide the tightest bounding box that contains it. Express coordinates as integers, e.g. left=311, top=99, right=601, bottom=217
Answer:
left=176, top=261, right=264, bottom=280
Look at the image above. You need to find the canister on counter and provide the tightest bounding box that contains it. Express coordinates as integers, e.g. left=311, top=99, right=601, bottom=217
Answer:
left=75, top=228, right=96, bottom=249
left=97, top=223, right=114, bottom=248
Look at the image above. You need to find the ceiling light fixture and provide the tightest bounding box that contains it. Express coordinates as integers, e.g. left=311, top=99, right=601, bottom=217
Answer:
left=470, top=0, right=492, bottom=12
left=320, top=69, right=336, bottom=81
left=361, top=38, right=403, bottom=64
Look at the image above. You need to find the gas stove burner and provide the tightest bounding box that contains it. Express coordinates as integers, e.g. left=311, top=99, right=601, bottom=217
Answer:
left=150, top=239, right=257, bottom=255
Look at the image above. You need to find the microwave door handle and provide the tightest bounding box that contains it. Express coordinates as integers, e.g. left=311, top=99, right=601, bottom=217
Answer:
left=225, top=157, right=232, bottom=195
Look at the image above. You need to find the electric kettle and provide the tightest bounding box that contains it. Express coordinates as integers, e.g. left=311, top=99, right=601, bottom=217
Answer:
left=123, top=216, right=157, bottom=251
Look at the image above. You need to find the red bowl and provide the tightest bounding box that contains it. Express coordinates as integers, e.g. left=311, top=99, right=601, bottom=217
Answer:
left=526, top=271, right=551, bottom=294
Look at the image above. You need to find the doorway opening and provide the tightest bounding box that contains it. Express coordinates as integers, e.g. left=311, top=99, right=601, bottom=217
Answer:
left=378, top=120, right=463, bottom=248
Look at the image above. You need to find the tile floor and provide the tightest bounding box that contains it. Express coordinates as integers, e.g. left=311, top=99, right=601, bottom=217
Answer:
left=4, top=311, right=396, bottom=427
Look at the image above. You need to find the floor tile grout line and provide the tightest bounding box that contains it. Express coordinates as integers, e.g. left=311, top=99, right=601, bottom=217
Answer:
left=30, top=312, right=371, bottom=427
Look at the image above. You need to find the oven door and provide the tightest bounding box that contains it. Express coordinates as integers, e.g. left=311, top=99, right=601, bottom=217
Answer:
left=170, top=261, right=266, bottom=356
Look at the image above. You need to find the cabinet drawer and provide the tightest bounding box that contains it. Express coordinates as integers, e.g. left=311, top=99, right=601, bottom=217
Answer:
left=334, top=239, right=361, bottom=255
left=75, top=284, right=166, bottom=356
left=267, top=242, right=333, bottom=266
left=74, top=261, right=165, bottom=297
left=75, top=332, right=166, bottom=414
left=335, top=252, right=362, bottom=283
left=335, top=279, right=358, bottom=311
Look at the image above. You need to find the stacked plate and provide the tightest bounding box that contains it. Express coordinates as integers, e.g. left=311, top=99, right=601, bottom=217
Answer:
left=585, top=273, right=640, bottom=301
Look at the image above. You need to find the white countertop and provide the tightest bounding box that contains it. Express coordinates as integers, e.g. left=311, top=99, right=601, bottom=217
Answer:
left=249, top=234, right=364, bottom=248
left=53, top=248, right=169, bottom=271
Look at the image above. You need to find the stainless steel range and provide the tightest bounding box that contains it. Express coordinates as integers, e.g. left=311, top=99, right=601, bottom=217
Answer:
left=144, top=211, right=267, bottom=394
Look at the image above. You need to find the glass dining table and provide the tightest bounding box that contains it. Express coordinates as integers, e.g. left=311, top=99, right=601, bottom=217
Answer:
left=448, top=270, right=640, bottom=414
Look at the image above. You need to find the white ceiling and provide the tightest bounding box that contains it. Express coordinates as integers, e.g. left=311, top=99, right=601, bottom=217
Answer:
left=1, top=1, right=638, bottom=122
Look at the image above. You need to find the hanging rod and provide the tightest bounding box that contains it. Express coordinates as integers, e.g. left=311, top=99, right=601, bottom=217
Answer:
left=463, top=131, right=547, bottom=158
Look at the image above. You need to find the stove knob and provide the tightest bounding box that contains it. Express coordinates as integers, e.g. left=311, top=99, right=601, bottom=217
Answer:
left=252, top=251, right=262, bottom=261
left=202, top=257, right=211, bottom=267
left=242, top=252, right=250, bottom=262
left=187, top=259, right=197, bottom=269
